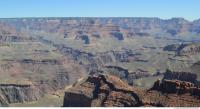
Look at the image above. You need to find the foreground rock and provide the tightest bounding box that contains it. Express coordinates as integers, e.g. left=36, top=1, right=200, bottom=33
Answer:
left=144, top=70, right=200, bottom=107
left=63, top=74, right=142, bottom=107
left=151, top=79, right=200, bottom=95
left=145, top=79, right=200, bottom=107
left=63, top=73, right=200, bottom=107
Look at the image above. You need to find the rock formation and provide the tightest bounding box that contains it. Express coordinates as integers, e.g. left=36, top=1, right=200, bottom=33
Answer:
left=143, top=69, right=200, bottom=107
left=75, top=34, right=90, bottom=44
left=103, top=66, right=151, bottom=85
left=163, top=69, right=197, bottom=83
left=177, top=43, right=200, bottom=56
left=0, top=84, right=43, bottom=106
left=163, top=43, right=200, bottom=56
left=163, top=43, right=184, bottom=51
left=63, top=73, right=200, bottom=107
left=151, top=79, right=198, bottom=94
left=144, top=78, right=200, bottom=107
left=63, top=74, right=142, bottom=107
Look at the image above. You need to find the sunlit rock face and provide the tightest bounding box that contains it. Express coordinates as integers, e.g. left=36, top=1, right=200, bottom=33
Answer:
left=63, top=74, right=142, bottom=107
left=63, top=72, right=200, bottom=107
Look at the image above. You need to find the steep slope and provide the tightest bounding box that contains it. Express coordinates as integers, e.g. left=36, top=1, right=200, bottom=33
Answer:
left=63, top=74, right=143, bottom=107
left=163, top=42, right=200, bottom=56
left=0, top=84, right=43, bottom=106
left=63, top=72, right=200, bottom=107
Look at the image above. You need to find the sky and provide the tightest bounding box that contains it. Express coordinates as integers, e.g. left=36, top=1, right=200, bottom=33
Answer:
left=0, top=0, right=199, bottom=21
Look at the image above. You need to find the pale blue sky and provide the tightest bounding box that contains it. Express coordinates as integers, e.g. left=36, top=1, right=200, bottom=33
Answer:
left=0, top=0, right=199, bottom=21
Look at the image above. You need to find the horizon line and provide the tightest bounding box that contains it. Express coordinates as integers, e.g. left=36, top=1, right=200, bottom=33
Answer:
left=0, top=17, right=198, bottom=22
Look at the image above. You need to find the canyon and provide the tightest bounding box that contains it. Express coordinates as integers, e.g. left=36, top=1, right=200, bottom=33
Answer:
left=0, top=17, right=200, bottom=107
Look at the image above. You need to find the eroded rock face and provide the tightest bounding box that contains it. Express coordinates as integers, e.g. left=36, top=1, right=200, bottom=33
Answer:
left=1, top=17, right=199, bottom=41
left=103, top=66, right=151, bottom=85
left=0, top=84, right=43, bottom=106
left=143, top=89, right=200, bottom=107
left=177, top=43, right=200, bottom=56
left=63, top=74, right=200, bottom=107
left=163, top=44, right=184, bottom=51
left=63, top=74, right=142, bottom=107
left=75, top=35, right=90, bottom=44
left=163, top=69, right=197, bottom=83
left=151, top=79, right=196, bottom=94
left=104, top=66, right=129, bottom=81
left=143, top=70, right=200, bottom=107
left=150, top=70, right=200, bottom=96
left=144, top=79, right=200, bottom=107
left=96, top=49, right=137, bottom=64
left=163, top=43, right=200, bottom=56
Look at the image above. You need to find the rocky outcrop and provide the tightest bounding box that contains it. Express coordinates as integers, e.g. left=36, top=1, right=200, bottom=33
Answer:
left=151, top=79, right=196, bottom=94
left=63, top=74, right=200, bottom=107
left=63, top=74, right=142, bottom=107
left=179, top=44, right=200, bottom=55
left=143, top=69, right=200, bottom=107
left=163, top=43, right=200, bottom=56
left=163, top=69, right=197, bottom=83
left=129, top=69, right=150, bottom=79
left=104, top=66, right=129, bottom=82
left=96, top=49, right=140, bottom=63
left=144, top=88, right=200, bottom=106
left=111, top=49, right=135, bottom=62
left=144, top=78, right=200, bottom=106
left=0, top=84, right=43, bottom=106
left=163, top=43, right=184, bottom=51
left=103, top=66, right=153, bottom=85
left=0, top=70, right=70, bottom=106
left=56, top=45, right=94, bottom=61
left=75, top=35, right=90, bottom=44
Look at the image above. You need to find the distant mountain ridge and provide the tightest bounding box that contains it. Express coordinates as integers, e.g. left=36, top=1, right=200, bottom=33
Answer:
left=0, top=17, right=200, bottom=38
